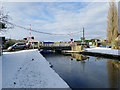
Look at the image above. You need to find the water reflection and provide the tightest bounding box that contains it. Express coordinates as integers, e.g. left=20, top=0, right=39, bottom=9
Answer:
left=42, top=52, right=120, bottom=88
left=107, top=60, right=120, bottom=88
left=65, top=53, right=89, bottom=62
left=71, top=53, right=120, bottom=88
left=71, top=54, right=87, bottom=61
left=96, top=57, right=101, bottom=60
left=70, top=54, right=88, bottom=72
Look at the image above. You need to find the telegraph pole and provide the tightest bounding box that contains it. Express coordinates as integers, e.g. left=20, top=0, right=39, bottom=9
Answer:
left=83, top=27, right=85, bottom=43
left=81, top=27, right=85, bottom=44
left=29, top=24, right=31, bottom=42
left=29, top=24, right=32, bottom=49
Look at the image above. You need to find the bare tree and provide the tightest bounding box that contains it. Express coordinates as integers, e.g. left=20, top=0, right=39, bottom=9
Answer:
left=0, top=5, right=13, bottom=31
left=106, top=0, right=118, bottom=43
left=0, top=6, right=8, bottom=30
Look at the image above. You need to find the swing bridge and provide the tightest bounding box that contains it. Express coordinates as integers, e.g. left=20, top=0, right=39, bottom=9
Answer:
left=2, top=21, right=87, bottom=51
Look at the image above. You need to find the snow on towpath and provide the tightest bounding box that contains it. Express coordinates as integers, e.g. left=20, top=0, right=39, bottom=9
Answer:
left=0, top=56, right=2, bottom=90
left=2, top=49, right=69, bottom=88
left=85, top=46, right=120, bottom=56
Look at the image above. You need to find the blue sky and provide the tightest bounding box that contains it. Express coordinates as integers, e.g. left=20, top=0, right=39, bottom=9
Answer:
left=2, top=2, right=110, bottom=41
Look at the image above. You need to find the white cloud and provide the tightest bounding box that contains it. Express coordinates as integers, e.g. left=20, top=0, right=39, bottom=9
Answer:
left=2, top=0, right=120, bottom=2
left=2, top=2, right=111, bottom=41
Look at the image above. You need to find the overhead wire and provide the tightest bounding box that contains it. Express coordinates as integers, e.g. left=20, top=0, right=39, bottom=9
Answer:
left=1, top=20, right=83, bottom=35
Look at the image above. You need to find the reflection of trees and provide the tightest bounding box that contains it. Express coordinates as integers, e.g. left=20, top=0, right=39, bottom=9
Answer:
left=107, top=60, right=120, bottom=88
left=71, top=54, right=87, bottom=61
left=96, top=57, right=100, bottom=60
left=70, top=54, right=88, bottom=72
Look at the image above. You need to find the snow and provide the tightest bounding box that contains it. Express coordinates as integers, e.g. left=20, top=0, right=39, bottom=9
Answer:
left=2, top=49, right=69, bottom=88
left=0, top=56, right=2, bottom=90
left=85, top=46, right=120, bottom=55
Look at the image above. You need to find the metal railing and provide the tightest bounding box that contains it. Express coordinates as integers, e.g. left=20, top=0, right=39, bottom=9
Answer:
left=40, top=43, right=70, bottom=47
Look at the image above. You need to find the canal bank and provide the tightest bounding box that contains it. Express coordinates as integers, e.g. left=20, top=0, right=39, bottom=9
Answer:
left=0, top=56, right=2, bottom=90
left=62, top=46, right=120, bottom=60
left=83, top=46, right=120, bottom=60
left=2, top=49, right=69, bottom=88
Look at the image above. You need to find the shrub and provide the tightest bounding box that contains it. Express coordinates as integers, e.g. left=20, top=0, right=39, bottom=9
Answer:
left=111, top=40, right=119, bottom=49
left=3, top=40, right=16, bottom=49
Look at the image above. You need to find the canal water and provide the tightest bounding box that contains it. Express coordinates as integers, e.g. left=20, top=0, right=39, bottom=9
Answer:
left=41, top=52, right=120, bottom=88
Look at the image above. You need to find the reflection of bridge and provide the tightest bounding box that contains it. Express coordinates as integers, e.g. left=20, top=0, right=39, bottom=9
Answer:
left=71, top=54, right=87, bottom=61
left=40, top=43, right=71, bottom=51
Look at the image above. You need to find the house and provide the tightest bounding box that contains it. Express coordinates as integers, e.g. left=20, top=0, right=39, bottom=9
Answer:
left=42, top=42, right=54, bottom=46
left=28, top=40, right=40, bottom=49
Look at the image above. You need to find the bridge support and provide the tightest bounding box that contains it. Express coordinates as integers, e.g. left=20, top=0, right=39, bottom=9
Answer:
left=71, top=45, right=83, bottom=52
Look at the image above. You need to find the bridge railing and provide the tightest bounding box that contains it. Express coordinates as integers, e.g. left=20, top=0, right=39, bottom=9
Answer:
left=40, top=43, right=70, bottom=47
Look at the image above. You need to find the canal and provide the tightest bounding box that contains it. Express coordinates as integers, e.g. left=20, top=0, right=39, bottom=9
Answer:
left=41, top=52, right=120, bottom=88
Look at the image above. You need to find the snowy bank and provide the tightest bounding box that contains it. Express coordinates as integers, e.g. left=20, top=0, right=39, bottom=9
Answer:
left=0, top=56, right=2, bottom=90
left=2, top=49, right=69, bottom=88
left=85, top=46, right=119, bottom=56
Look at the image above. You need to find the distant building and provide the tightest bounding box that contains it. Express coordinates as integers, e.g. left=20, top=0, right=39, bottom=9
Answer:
left=23, top=37, right=28, bottom=41
left=89, top=42, right=93, bottom=45
left=28, top=40, right=40, bottom=48
left=100, top=39, right=107, bottom=42
left=41, top=42, right=54, bottom=47
left=23, top=36, right=35, bottom=42
left=43, top=42, right=54, bottom=44
left=23, top=36, right=34, bottom=41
